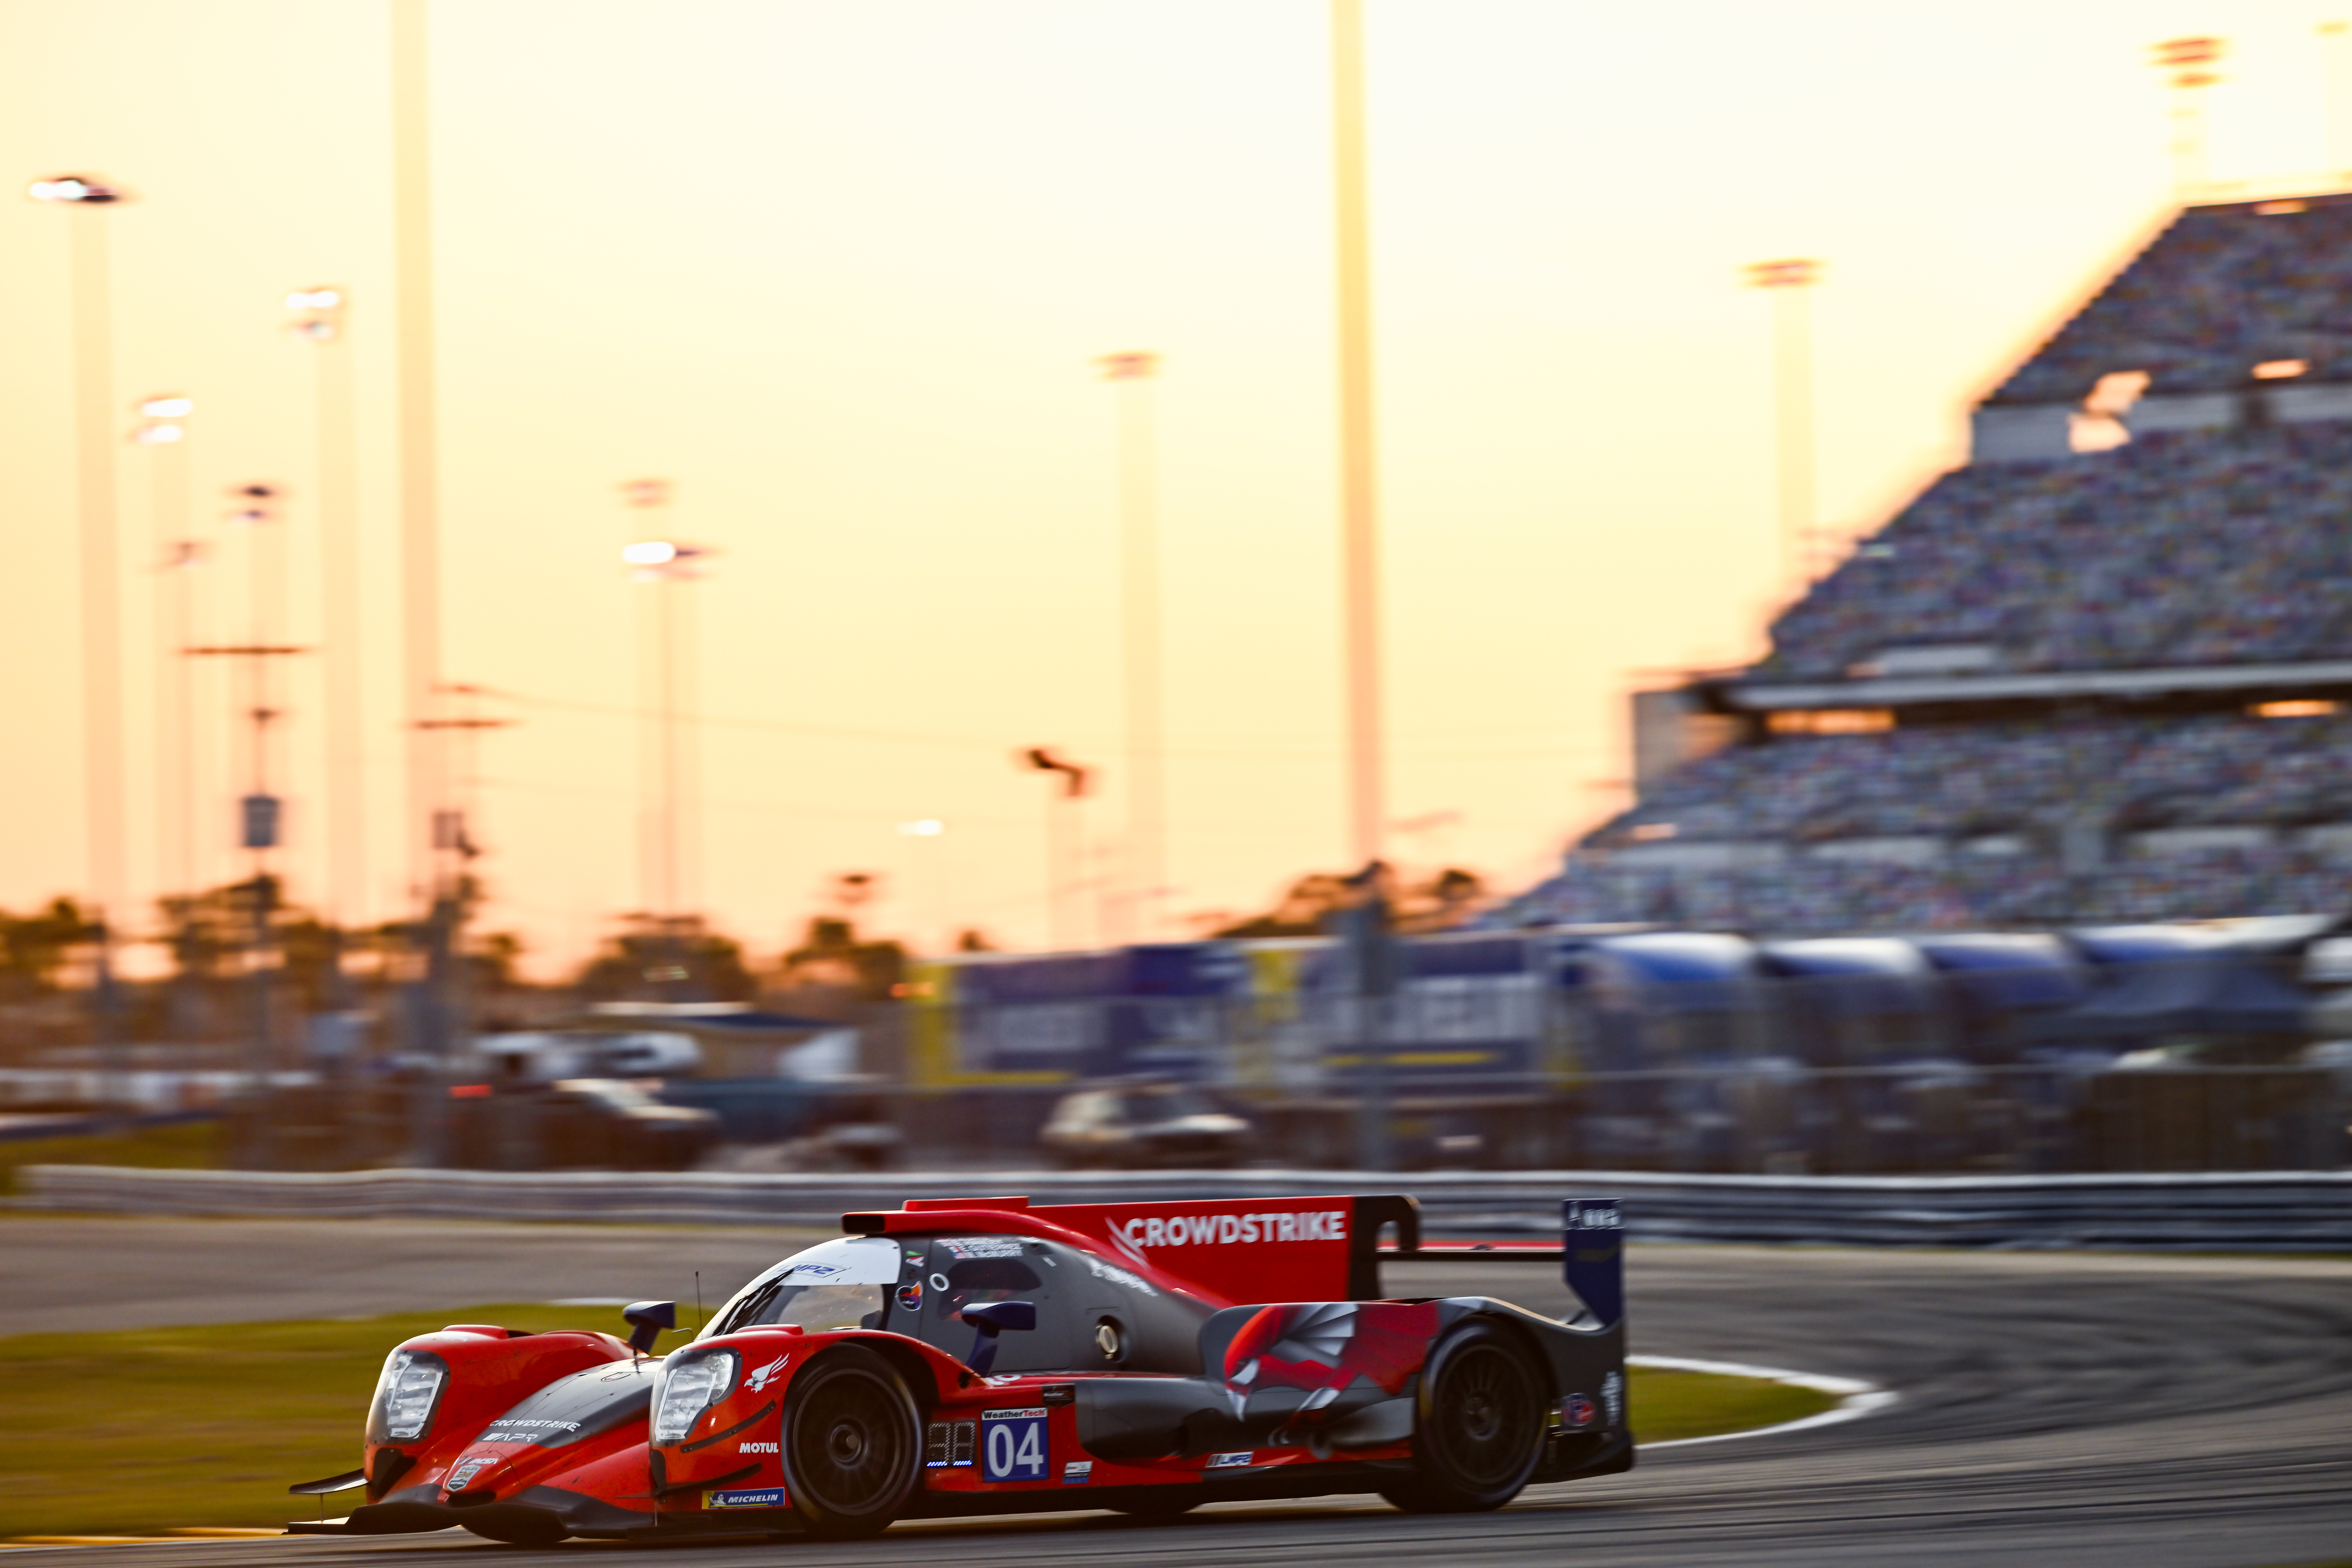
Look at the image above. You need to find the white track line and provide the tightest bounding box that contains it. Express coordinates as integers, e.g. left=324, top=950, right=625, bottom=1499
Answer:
left=1629, top=1353, right=1897, bottom=1447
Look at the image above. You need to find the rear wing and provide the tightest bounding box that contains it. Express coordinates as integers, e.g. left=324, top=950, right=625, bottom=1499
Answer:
left=844, top=1193, right=1418, bottom=1305
left=1377, top=1197, right=1624, bottom=1328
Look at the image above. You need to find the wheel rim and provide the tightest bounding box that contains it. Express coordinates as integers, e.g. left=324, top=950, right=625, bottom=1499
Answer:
left=1434, top=1342, right=1537, bottom=1487
left=791, top=1368, right=910, bottom=1516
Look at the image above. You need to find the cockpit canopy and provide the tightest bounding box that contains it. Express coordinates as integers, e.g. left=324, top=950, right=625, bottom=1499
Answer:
left=700, top=1231, right=1209, bottom=1375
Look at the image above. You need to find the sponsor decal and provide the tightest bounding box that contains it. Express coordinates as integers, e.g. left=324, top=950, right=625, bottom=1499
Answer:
left=1601, top=1371, right=1623, bottom=1427
left=1081, top=1255, right=1157, bottom=1297
left=981, top=1408, right=1050, bottom=1482
left=941, top=1237, right=1026, bottom=1260
left=1561, top=1393, right=1598, bottom=1430
left=896, top=1282, right=923, bottom=1312
left=744, top=1354, right=789, bottom=1393
left=738, top=1441, right=779, bottom=1454
left=478, top=1417, right=583, bottom=1439
left=445, top=1458, right=493, bottom=1492
left=1040, top=1383, right=1077, bottom=1407
left=1568, top=1201, right=1622, bottom=1230
left=1062, top=1460, right=1092, bottom=1485
left=1221, top=1301, right=1437, bottom=1400
left=1206, top=1451, right=1254, bottom=1470
left=781, top=1261, right=852, bottom=1282
left=1113, top=1209, right=1347, bottom=1255
left=704, top=1487, right=787, bottom=1510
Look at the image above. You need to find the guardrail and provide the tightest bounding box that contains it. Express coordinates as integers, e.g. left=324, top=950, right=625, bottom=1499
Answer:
left=18, top=1165, right=2352, bottom=1252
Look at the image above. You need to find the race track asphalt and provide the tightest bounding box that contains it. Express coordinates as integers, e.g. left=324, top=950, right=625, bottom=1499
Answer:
left=6, top=1217, right=2351, bottom=1568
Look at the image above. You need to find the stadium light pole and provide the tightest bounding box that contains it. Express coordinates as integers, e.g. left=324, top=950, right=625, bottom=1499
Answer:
left=1099, top=351, right=1167, bottom=942
left=1330, top=0, right=1387, bottom=870
left=1746, top=258, right=1823, bottom=600
left=288, top=287, right=368, bottom=931
left=132, top=395, right=198, bottom=906
left=621, top=499, right=714, bottom=990
left=1022, top=748, right=1091, bottom=950
left=2323, top=23, right=2352, bottom=181
left=186, top=483, right=307, bottom=1152
left=29, top=175, right=131, bottom=1002
left=392, top=0, right=447, bottom=920
left=2153, top=37, right=2225, bottom=199
left=897, top=818, right=948, bottom=954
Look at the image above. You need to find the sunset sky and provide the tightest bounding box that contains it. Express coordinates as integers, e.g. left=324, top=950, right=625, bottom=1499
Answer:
left=1, top=0, right=2343, bottom=977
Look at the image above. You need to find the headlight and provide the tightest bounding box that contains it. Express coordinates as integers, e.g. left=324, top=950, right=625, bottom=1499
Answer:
left=372, top=1349, right=448, bottom=1443
left=651, top=1350, right=738, bottom=1444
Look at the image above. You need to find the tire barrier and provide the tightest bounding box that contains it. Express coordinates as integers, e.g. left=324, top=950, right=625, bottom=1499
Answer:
left=18, top=1164, right=2352, bottom=1252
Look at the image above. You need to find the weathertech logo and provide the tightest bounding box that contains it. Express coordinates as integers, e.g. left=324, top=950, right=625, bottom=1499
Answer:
left=1115, top=1210, right=1347, bottom=1251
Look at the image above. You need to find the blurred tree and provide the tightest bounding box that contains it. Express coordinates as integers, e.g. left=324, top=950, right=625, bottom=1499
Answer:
left=0, top=898, right=93, bottom=998
left=470, top=930, right=525, bottom=994
left=774, top=915, right=906, bottom=1002
left=575, top=918, right=755, bottom=1003
left=1212, top=867, right=1487, bottom=938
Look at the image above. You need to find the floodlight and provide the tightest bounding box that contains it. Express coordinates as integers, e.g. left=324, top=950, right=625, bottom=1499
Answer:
left=622, top=541, right=678, bottom=566
left=28, top=175, right=122, bottom=204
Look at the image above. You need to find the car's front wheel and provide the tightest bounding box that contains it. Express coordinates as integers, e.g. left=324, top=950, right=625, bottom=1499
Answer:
left=780, top=1346, right=922, bottom=1538
left=1379, top=1320, right=1546, bottom=1513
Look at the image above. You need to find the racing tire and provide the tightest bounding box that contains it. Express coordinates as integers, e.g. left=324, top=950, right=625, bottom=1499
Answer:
left=1378, top=1320, right=1546, bottom=1514
left=779, top=1345, right=923, bottom=1539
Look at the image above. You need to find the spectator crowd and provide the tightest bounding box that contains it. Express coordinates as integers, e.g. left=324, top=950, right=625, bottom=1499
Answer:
left=1763, top=424, right=2352, bottom=680
left=1995, top=196, right=2352, bottom=405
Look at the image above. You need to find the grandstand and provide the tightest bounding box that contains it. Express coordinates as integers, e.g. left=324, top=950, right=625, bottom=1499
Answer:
left=1516, top=192, right=2352, bottom=934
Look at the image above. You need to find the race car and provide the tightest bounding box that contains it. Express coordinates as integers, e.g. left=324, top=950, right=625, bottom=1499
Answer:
left=288, top=1192, right=1629, bottom=1545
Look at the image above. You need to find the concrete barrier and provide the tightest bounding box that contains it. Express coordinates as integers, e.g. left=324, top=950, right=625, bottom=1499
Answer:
left=18, top=1164, right=2352, bottom=1252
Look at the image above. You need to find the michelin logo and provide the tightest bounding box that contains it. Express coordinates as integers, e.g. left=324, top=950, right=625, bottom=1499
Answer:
left=705, top=1487, right=787, bottom=1510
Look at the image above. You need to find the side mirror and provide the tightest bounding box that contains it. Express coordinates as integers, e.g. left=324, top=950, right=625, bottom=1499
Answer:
left=623, top=1299, right=677, bottom=1355
left=958, top=1300, right=1037, bottom=1375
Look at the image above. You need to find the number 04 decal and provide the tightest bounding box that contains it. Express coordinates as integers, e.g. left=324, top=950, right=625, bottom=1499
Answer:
left=981, top=1408, right=1050, bottom=1482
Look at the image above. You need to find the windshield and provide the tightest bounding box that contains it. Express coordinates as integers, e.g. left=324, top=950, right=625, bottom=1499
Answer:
left=703, top=1235, right=904, bottom=1338
left=724, top=1282, right=887, bottom=1333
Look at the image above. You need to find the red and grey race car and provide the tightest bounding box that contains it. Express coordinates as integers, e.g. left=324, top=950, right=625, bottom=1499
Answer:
left=289, top=1192, right=1629, bottom=1545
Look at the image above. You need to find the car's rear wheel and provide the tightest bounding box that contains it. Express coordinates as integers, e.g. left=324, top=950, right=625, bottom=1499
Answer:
left=1378, top=1321, right=1546, bottom=1514
left=780, top=1346, right=922, bottom=1538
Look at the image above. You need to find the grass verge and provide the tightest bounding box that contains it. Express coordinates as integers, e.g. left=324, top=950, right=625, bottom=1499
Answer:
left=0, top=1310, right=1835, bottom=1538
left=1631, top=1365, right=1840, bottom=1443
left=0, top=1120, right=220, bottom=1196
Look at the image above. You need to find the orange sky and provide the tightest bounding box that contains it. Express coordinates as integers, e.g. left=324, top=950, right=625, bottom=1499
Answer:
left=2, top=0, right=2344, bottom=977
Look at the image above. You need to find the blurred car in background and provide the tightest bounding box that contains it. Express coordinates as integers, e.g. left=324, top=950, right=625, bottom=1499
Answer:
left=540, top=1079, right=719, bottom=1169
left=1039, top=1081, right=1252, bottom=1168
left=449, top=1078, right=720, bottom=1171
